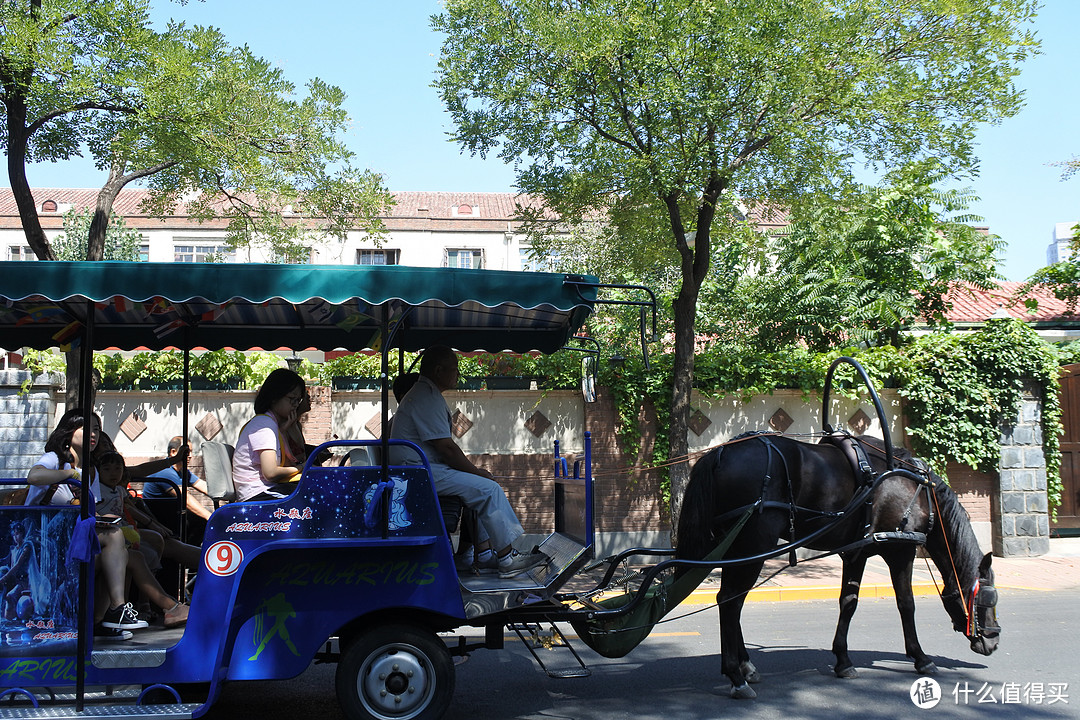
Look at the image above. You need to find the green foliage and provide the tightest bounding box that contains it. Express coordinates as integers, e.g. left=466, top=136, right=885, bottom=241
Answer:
left=53, top=208, right=143, bottom=261
left=1, top=0, right=393, bottom=261
left=315, top=353, right=394, bottom=386
left=602, top=322, right=1062, bottom=513
left=435, top=0, right=1040, bottom=514
left=17, top=349, right=67, bottom=393
left=733, top=163, right=1004, bottom=351
left=89, top=350, right=286, bottom=389
left=1023, top=221, right=1080, bottom=312
left=312, top=350, right=584, bottom=390
left=898, top=320, right=1063, bottom=514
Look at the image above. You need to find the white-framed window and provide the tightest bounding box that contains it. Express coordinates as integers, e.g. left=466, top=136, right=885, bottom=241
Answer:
left=7, top=246, right=36, bottom=261
left=519, top=246, right=558, bottom=272
left=173, top=240, right=235, bottom=263
left=138, top=243, right=150, bottom=262
left=445, top=248, right=484, bottom=269
left=356, top=249, right=400, bottom=266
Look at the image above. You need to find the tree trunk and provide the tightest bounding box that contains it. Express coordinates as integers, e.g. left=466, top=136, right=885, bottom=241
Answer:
left=664, top=177, right=726, bottom=542
left=87, top=167, right=129, bottom=261
left=668, top=284, right=699, bottom=542
left=3, top=91, right=55, bottom=260
left=64, top=348, right=94, bottom=410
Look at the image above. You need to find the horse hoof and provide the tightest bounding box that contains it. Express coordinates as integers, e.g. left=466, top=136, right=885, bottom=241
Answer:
left=740, top=661, right=762, bottom=684
left=834, top=666, right=858, bottom=679
left=916, top=661, right=938, bottom=675
left=730, top=683, right=757, bottom=700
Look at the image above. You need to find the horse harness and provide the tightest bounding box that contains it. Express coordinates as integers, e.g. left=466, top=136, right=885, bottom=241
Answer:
left=711, top=432, right=934, bottom=564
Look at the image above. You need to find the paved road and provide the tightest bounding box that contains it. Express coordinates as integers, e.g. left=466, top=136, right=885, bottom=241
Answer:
left=205, top=588, right=1074, bottom=720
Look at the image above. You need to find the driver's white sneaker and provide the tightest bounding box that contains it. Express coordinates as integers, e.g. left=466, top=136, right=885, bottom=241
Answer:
left=498, top=550, right=548, bottom=578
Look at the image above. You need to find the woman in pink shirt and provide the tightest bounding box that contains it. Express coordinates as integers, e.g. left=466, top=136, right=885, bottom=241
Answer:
left=232, top=369, right=307, bottom=501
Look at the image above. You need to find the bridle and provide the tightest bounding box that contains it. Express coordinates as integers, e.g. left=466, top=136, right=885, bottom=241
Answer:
left=966, top=577, right=1000, bottom=639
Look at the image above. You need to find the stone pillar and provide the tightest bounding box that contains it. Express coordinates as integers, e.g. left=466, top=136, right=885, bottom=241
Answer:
left=0, top=370, right=63, bottom=478
left=992, top=384, right=1050, bottom=557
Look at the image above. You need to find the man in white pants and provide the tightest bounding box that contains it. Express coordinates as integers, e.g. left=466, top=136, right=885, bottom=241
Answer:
left=390, top=345, right=547, bottom=578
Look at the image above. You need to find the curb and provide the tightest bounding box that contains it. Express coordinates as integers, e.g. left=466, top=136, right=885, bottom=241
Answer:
left=680, top=581, right=1055, bottom=605
left=681, top=582, right=943, bottom=605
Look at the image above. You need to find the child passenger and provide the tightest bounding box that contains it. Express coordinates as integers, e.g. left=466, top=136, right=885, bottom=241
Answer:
left=97, top=451, right=201, bottom=570
left=95, top=452, right=190, bottom=630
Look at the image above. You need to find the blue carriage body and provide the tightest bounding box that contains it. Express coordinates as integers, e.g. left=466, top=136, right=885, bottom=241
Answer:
left=0, top=260, right=627, bottom=718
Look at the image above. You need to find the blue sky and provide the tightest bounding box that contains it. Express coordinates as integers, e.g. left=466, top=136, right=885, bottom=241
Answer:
left=24, top=1, right=1076, bottom=281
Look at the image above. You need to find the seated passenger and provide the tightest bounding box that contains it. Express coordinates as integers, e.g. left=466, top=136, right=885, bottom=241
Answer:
left=55, top=407, right=188, bottom=480
left=232, top=368, right=306, bottom=501
left=389, top=346, right=547, bottom=578
left=143, top=437, right=212, bottom=522
left=25, top=414, right=166, bottom=638
left=26, top=412, right=100, bottom=506
left=97, top=451, right=201, bottom=570
left=143, top=436, right=211, bottom=546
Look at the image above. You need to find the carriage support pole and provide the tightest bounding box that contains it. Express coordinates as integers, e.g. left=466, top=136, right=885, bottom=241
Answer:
left=822, top=357, right=895, bottom=469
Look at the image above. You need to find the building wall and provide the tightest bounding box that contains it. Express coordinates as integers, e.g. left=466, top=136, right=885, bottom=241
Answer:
left=0, top=189, right=547, bottom=271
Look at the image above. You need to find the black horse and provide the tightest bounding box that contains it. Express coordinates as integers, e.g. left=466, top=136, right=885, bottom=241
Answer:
left=676, top=433, right=1000, bottom=699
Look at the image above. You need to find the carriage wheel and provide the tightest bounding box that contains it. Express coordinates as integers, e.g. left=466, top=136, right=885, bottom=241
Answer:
left=336, top=624, right=455, bottom=720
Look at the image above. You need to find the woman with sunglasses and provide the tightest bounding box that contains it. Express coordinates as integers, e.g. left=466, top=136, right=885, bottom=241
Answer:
left=232, top=368, right=307, bottom=502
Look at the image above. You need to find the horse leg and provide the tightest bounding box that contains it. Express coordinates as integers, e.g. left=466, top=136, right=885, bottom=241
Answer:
left=831, top=551, right=868, bottom=678
left=883, top=549, right=937, bottom=675
left=718, top=562, right=765, bottom=699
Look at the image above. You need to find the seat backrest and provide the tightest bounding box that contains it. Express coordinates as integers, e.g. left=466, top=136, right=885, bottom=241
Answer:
left=202, top=441, right=236, bottom=506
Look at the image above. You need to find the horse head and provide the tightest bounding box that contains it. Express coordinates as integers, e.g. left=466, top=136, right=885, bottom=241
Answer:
left=941, top=552, right=999, bottom=656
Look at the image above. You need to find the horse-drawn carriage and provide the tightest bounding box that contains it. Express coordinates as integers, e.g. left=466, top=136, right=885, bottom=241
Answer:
left=0, top=261, right=998, bottom=719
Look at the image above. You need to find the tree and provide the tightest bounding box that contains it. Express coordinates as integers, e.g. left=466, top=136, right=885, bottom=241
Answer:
left=1, top=1, right=393, bottom=263
left=53, top=207, right=142, bottom=261
left=434, top=0, right=1038, bottom=530
left=733, top=162, right=1004, bottom=352
left=2, top=0, right=393, bottom=404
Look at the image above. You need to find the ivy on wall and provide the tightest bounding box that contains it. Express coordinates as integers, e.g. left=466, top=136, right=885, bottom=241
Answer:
left=599, top=319, right=1064, bottom=514
left=899, top=320, right=1063, bottom=514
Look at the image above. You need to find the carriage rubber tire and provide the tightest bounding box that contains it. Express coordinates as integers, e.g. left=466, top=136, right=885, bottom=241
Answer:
left=336, top=623, right=455, bottom=720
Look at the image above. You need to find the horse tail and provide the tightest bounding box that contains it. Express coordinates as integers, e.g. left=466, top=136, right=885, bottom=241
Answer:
left=675, top=445, right=725, bottom=561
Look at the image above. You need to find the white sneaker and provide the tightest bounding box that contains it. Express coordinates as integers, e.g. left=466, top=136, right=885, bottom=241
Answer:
left=497, top=550, right=548, bottom=578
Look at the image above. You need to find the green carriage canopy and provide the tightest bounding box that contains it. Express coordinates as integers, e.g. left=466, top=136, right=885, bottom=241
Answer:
left=0, top=261, right=599, bottom=353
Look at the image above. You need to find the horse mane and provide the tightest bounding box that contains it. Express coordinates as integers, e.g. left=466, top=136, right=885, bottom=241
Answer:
left=927, top=475, right=983, bottom=571
left=855, top=435, right=984, bottom=579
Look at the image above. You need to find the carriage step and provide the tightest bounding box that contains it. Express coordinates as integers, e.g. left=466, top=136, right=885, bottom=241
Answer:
left=0, top=703, right=199, bottom=719
left=508, top=622, right=591, bottom=679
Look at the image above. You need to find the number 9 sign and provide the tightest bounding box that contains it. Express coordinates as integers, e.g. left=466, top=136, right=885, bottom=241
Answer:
left=205, top=541, right=243, bottom=577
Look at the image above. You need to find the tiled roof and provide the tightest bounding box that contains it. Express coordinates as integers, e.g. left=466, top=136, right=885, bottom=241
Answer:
left=943, top=282, right=1079, bottom=323
left=0, top=188, right=544, bottom=221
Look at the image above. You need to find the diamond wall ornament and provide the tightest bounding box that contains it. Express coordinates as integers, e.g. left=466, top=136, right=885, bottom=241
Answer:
left=451, top=409, right=473, bottom=438
left=524, top=410, right=552, bottom=438
left=364, top=412, right=382, bottom=439
left=688, top=409, right=712, bottom=437
left=769, top=408, right=794, bottom=433
left=119, top=411, right=147, bottom=442
left=195, top=413, right=222, bottom=441
left=848, top=408, right=872, bottom=435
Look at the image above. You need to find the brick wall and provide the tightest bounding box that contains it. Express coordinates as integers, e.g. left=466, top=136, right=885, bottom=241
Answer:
left=944, top=462, right=994, bottom=523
